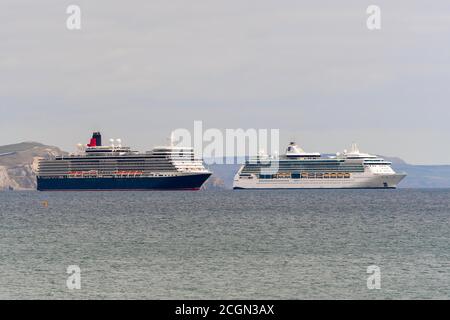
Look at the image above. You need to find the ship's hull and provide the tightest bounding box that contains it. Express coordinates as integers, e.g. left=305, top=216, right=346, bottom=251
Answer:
left=233, top=173, right=406, bottom=189
left=37, top=173, right=211, bottom=191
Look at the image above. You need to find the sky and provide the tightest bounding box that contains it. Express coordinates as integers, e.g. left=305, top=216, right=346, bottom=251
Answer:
left=1, top=0, right=449, bottom=164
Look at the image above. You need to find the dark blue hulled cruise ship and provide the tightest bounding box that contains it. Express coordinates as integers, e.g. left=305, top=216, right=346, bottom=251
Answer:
left=36, top=132, right=211, bottom=191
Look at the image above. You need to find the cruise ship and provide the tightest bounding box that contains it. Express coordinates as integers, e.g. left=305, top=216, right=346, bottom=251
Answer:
left=233, top=142, right=406, bottom=189
left=36, top=132, right=211, bottom=191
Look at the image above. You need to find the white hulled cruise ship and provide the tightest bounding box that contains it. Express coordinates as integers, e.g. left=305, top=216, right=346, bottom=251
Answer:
left=233, top=142, right=406, bottom=189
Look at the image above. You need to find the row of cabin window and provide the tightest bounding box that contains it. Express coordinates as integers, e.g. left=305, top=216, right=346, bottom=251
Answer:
left=259, top=173, right=351, bottom=179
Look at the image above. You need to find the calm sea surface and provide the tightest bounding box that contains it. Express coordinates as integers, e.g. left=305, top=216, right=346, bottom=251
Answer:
left=0, top=189, right=449, bottom=299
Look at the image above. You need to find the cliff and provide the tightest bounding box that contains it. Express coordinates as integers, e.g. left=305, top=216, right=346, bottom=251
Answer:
left=0, top=142, right=65, bottom=190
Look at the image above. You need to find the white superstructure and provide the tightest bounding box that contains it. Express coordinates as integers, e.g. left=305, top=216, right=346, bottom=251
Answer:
left=233, top=142, right=406, bottom=189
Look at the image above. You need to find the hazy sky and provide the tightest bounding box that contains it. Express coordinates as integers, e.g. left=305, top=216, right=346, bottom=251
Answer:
left=1, top=0, right=449, bottom=164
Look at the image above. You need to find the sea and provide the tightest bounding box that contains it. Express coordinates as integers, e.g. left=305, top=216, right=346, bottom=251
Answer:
left=0, top=189, right=449, bottom=299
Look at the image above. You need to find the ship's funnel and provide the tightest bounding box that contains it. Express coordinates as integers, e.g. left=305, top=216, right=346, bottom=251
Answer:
left=87, top=132, right=102, bottom=147
left=93, top=132, right=102, bottom=146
